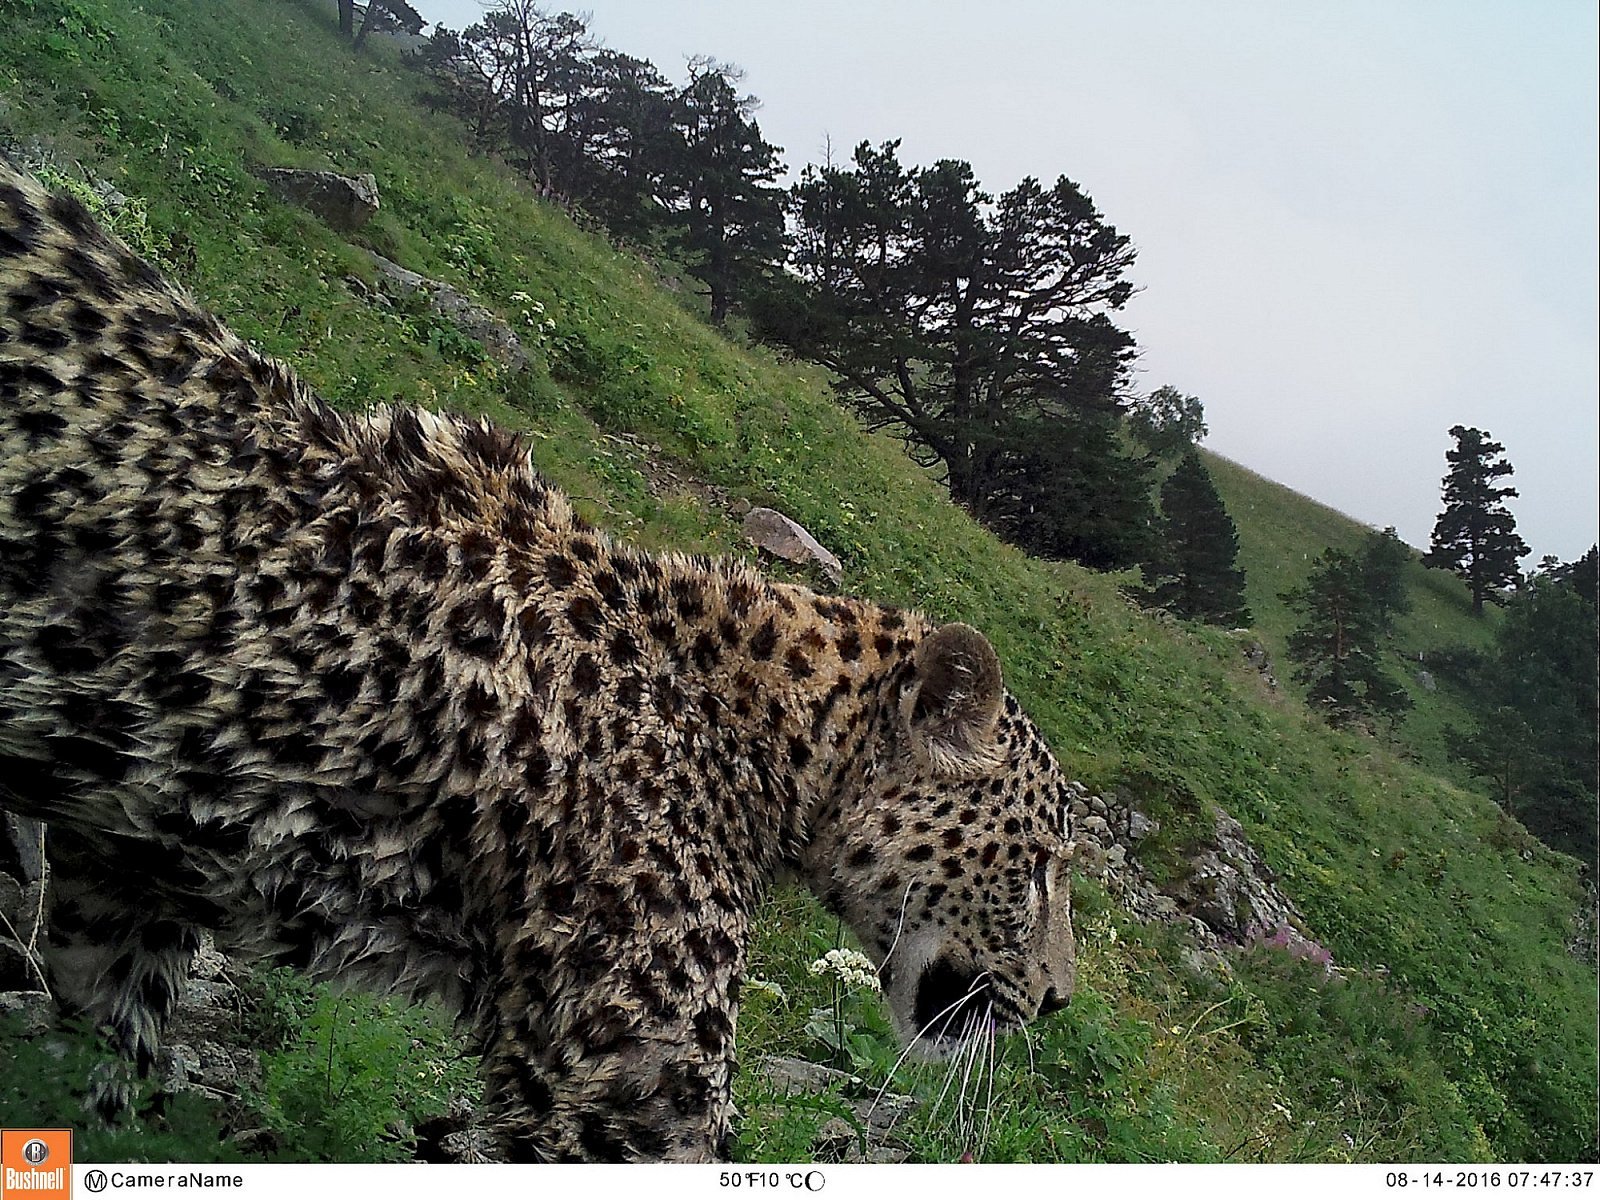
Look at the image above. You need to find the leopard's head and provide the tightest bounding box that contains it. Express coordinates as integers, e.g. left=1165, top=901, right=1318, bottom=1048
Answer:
left=804, top=622, right=1076, bottom=1055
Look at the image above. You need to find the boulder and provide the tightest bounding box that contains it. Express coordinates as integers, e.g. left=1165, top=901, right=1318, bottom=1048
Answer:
left=368, top=253, right=527, bottom=372
left=1127, top=809, right=1159, bottom=841
left=742, top=507, right=843, bottom=585
left=258, top=168, right=379, bottom=232
left=416, top=1096, right=504, bottom=1164
left=757, top=1055, right=913, bottom=1162
left=1079, top=814, right=1111, bottom=845
left=1159, top=810, right=1308, bottom=950
left=0, top=990, right=52, bottom=1037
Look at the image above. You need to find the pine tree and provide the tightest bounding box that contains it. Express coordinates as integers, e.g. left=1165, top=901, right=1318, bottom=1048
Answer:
left=1547, top=543, right=1598, bottom=607
left=1359, top=526, right=1413, bottom=633
left=1282, top=548, right=1411, bottom=725
left=1443, top=558, right=1598, bottom=868
left=1145, top=450, right=1249, bottom=625
left=756, top=140, right=1151, bottom=568
left=666, top=59, right=786, bottom=324
left=1127, top=385, right=1207, bottom=458
left=1422, top=425, right=1530, bottom=615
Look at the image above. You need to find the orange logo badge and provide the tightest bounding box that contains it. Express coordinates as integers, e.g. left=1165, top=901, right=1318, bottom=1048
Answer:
left=1, top=1130, right=71, bottom=1200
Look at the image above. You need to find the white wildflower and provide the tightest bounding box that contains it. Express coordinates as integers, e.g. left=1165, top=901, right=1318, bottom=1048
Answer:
left=807, top=948, right=881, bottom=992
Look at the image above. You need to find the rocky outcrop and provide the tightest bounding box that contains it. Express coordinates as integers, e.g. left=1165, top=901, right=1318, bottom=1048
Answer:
left=367, top=252, right=528, bottom=372
left=1570, top=883, right=1597, bottom=965
left=157, top=933, right=261, bottom=1108
left=258, top=168, right=380, bottom=232
left=414, top=1097, right=502, bottom=1164
left=1163, top=809, right=1306, bottom=944
left=743, top=507, right=844, bottom=585
left=1067, top=781, right=1320, bottom=962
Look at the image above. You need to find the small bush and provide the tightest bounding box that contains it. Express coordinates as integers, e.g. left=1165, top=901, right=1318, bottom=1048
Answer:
left=246, top=970, right=479, bottom=1162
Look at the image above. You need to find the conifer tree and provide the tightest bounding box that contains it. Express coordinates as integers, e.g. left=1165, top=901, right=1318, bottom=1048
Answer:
left=1127, top=385, right=1207, bottom=458
left=1146, top=450, right=1249, bottom=625
left=1547, top=543, right=1598, bottom=607
left=1443, top=555, right=1598, bottom=868
left=666, top=59, right=786, bottom=324
left=1359, top=525, right=1413, bottom=633
left=1282, top=548, right=1411, bottom=725
left=1423, top=425, right=1530, bottom=615
left=757, top=139, right=1151, bottom=568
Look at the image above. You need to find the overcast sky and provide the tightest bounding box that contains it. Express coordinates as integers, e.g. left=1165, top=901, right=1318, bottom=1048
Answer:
left=413, top=0, right=1598, bottom=563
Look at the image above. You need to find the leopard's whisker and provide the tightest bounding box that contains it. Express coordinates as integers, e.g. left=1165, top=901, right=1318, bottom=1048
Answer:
left=867, top=969, right=995, bottom=1120
left=876, top=880, right=916, bottom=978
left=978, top=1006, right=997, bottom=1154
left=954, top=1007, right=985, bottom=1143
left=929, top=1006, right=981, bottom=1126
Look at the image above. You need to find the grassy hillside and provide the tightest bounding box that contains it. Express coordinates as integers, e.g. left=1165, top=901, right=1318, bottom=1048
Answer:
left=1207, top=454, right=1501, bottom=773
left=0, top=0, right=1592, bottom=1163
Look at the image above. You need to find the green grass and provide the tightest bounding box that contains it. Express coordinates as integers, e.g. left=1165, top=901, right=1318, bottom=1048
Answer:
left=0, top=0, right=1592, bottom=1162
left=1208, top=453, right=1500, bottom=772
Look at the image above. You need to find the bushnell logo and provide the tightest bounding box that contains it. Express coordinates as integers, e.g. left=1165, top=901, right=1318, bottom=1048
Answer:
left=0, top=1130, right=71, bottom=1200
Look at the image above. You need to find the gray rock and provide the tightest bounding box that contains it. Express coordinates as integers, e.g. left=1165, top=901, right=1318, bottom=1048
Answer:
left=1079, top=814, right=1111, bottom=844
left=0, top=873, right=47, bottom=991
left=761, top=1054, right=861, bottom=1094
left=743, top=508, right=844, bottom=585
left=1070, top=841, right=1107, bottom=876
left=157, top=1041, right=203, bottom=1093
left=1241, top=641, right=1280, bottom=691
left=1569, top=883, right=1597, bottom=965
left=1127, top=810, right=1158, bottom=841
left=258, top=168, right=379, bottom=232
left=369, top=252, right=527, bottom=372
left=1155, top=808, right=1308, bottom=950
left=1181, top=946, right=1232, bottom=981
left=190, top=931, right=230, bottom=982
left=756, top=1055, right=913, bottom=1161
left=0, top=990, right=53, bottom=1037
left=2, top=812, right=46, bottom=884
left=0, top=938, right=29, bottom=992
left=1415, top=669, right=1436, bottom=692
left=0, top=872, right=21, bottom=922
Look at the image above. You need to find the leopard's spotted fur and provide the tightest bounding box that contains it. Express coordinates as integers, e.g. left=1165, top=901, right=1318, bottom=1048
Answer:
left=0, top=160, right=1075, bottom=1161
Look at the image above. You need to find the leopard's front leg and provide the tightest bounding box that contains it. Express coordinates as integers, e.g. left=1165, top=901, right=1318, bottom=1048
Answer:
left=477, top=906, right=747, bottom=1162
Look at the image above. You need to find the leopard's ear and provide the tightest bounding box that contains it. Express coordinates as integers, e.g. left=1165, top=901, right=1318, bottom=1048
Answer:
left=901, top=623, right=1004, bottom=774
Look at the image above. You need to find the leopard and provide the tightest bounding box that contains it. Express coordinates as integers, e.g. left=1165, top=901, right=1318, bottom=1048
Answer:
left=0, top=157, right=1076, bottom=1161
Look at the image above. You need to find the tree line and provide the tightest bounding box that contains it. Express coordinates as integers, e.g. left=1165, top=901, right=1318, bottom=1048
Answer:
left=407, top=2, right=1177, bottom=574
left=416, top=5, right=784, bottom=324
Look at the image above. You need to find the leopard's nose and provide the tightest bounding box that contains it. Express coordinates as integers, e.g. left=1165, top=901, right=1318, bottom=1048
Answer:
left=1039, top=986, right=1069, bottom=1016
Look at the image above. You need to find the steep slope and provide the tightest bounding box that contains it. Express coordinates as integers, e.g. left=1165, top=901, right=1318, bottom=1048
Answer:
left=1206, top=453, right=1500, bottom=772
left=0, top=0, right=1591, bottom=1161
